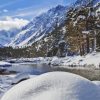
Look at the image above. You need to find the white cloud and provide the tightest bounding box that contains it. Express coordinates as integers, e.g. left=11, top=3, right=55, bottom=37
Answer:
left=14, top=8, right=48, bottom=18
left=0, top=16, right=29, bottom=31
left=3, top=9, right=8, bottom=13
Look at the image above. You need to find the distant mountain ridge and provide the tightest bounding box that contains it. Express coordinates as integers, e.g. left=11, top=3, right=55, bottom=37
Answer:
left=0, top=29, right=20, bottom=46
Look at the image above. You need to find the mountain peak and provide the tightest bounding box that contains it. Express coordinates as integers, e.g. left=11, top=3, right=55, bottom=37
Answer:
left=55, top=5, right=65, bottom=9
left=9, top=5, right=67, bottom=47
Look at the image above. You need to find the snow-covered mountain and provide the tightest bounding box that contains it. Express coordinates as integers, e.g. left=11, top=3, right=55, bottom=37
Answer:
left=9, top=0, right=100, bottom=48
left=9, top=5, right=67, bottom=47
left=23, top=0, right=99, bottom=57
left=0, top=17, right=29, bottom=47
left=0, top=29, right=20, bottom=46
left=0, top=0, right=99, bottom=49
left=74, top=0, right=100, bottom=6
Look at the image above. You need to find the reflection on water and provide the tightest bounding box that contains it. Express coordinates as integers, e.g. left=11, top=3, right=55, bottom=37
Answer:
left=7, top=63, right=51, bottom=75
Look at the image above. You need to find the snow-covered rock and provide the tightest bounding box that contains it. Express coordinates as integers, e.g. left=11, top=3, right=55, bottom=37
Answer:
left=11, top=73, right=30, bottom=85
left=1, top=72, right=100, bottom=100
left=0, top=61, right=11, bottom=67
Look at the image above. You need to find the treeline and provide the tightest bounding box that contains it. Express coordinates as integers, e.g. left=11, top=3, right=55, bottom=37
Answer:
left=0, top=45, right=48, bottom=59
left=65, top=3, right=100, bottom=56
left=0, top=47, right=30, bottom=59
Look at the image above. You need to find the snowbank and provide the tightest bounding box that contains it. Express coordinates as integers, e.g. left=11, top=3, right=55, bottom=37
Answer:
left=9, top=52, right=100, bottom=68
left=0, top=61, right=11, bottom=67
left=1, top=72, right=100, bottom=100
left=7, top=57, right=45, bottom=64
left=50, top=52, right=100, bottom=68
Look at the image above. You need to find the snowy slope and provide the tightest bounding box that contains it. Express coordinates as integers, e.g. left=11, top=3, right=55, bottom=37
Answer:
left=9, top=5, right=67, bottom=47
left=74, top=0, right=100, bottom=6
left=1, top=72, right=100, bottom=100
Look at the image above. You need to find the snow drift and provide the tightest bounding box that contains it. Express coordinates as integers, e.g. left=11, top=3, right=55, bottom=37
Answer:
left=1, top=72, right=100, bottom=100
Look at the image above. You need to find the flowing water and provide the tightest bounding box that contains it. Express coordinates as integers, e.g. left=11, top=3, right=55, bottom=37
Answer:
left=6, top=63, right=51, bottom=75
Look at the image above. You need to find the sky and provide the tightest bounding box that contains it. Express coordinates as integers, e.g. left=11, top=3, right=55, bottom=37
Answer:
left=0, top=0, right=76, bottom=31
left=0, top=0, right=76, bottom=20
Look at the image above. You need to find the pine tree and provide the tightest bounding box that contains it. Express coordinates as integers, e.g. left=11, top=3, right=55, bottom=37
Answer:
left=65, top=0, right=99, bottom=56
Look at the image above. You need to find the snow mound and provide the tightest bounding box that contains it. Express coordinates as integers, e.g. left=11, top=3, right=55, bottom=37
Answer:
left=1, top=72, right=100, bottom=100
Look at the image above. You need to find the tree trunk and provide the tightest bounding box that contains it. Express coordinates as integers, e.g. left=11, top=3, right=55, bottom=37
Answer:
left=94, top=31, right=97, bottom=52
left=86, top=34, right=90, bottom=53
